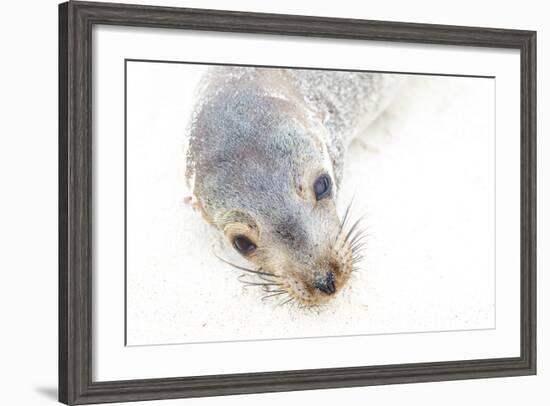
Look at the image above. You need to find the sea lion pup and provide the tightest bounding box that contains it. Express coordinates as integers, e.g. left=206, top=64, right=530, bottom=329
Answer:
left=186, top=66, right=402, bottom=307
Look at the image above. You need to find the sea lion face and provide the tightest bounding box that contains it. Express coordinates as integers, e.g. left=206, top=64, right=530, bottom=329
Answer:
left=219, top=169, right=355, bottom=307
left=187, top=83, right=359, bottom=307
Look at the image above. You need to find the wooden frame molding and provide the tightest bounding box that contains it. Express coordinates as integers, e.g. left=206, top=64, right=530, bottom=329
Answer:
left=59, top=1, right=536, bottom=404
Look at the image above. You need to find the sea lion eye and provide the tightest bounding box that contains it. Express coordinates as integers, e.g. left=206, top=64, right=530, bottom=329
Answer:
left=313, top=174, right=332, bottom=201
left=233, top=235, right=256, bottom=255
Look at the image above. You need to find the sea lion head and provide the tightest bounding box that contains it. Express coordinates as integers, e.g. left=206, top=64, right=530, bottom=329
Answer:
left=186, top=69, right=362, bottom=307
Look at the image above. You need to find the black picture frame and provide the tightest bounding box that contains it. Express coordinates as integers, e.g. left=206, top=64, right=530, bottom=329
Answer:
left=59, top=1, right=537, bottom=404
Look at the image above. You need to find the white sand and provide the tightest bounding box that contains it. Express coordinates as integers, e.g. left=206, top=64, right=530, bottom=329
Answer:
left=126, top=62, right=495, bottom=345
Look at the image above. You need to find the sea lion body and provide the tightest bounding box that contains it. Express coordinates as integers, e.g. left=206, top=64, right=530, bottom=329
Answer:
left=186, top=66, right=402, bottom=307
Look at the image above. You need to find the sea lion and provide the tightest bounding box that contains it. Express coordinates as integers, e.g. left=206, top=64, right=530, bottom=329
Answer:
left=186, top=66, right=402, bottom=307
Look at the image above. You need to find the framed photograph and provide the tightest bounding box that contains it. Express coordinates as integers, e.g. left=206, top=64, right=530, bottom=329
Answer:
left=59, top=1, right=536, bottom=404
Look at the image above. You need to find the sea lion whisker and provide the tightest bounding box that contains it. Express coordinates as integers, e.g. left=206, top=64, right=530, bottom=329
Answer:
left=237, top=274, right=280, bottom=284
left=344, top=215, right=366, bottom=244
left=333, top=204, right=363, bottom=252
left=350, top=236, right=367, bottom=250
left=278, top=297, right=294, bottom=307
left=351, top=244, right=367, bottom=255
left=214, top=254, right=278, bottom=277
left=348, top=227, right=368, bottom=245
left=242, top=282, right=282, bottom=287
left=262, top=286, right=285, bottom=293
left=352, top=255, right=365, bottom=263
left=350, top=229, right=368, bottom=244
left=261, top=291, right=287, bottom=301
left=339, top=195, right=356, bottom=234
left=351, top=253, right=365, bottom=263
left=351, top=242, right=367, bottom=253
left=257, top=274, right=278, bottom=283
left=334, top=229, right=352, bottom=251
left=289, top=300, right=298, bottom=312
left=350, top=230, right=367, bottom=241
left=305, top=302, right=324, bottom=314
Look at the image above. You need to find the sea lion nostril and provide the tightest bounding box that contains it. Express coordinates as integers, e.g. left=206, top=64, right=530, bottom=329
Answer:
left=315, top=271, right=336, bottom=294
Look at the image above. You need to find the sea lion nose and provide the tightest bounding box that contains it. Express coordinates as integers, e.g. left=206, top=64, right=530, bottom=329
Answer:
left=314, top=271, right=336, bottom=294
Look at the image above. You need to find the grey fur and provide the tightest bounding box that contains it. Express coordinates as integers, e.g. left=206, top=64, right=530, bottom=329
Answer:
left=186, top=67, right=400, bottom=211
